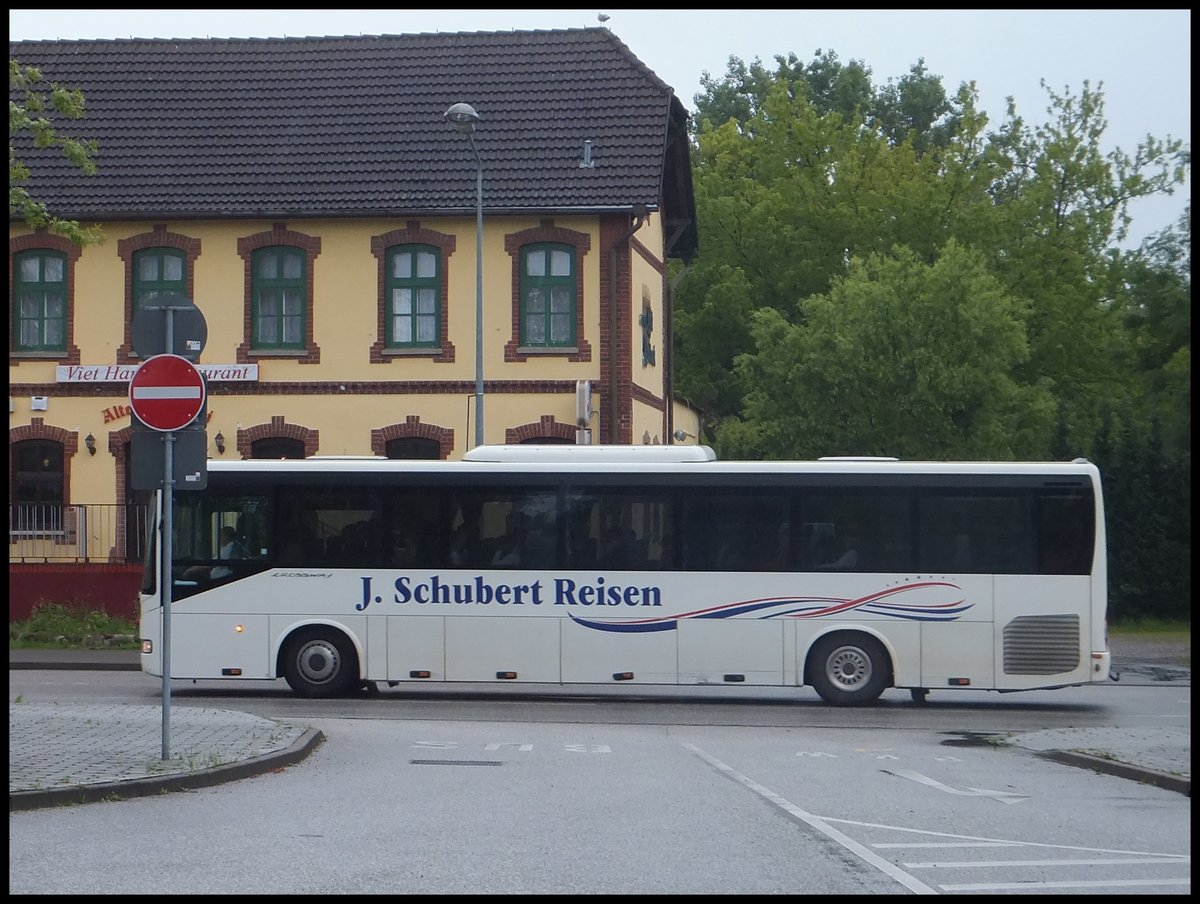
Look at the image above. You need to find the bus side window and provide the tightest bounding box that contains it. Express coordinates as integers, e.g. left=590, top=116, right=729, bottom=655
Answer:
left=950, top=532, right=973, bottom=572
left=449, top=497, right=486, bottom=568
left=800, top=523, right=835, bottom=570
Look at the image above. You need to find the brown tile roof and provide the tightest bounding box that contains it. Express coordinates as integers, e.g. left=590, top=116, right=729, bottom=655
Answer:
left=10, top=28, right=697, bottom=260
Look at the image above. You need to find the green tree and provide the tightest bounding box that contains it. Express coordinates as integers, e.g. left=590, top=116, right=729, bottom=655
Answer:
left=676, top=54, right=1189, bottom=461
left=692, top=49, right=963, bottom=154
left=1096, top=415, right=1190, bottom=622
left=1110, top=207, right=1191, bottom=457
left=728, top=242, right=1055, bottom=460
left=9, top=58, right=102, bottom=245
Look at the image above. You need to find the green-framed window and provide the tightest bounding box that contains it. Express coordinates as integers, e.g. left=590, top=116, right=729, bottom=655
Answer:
left=132, top=247, right=187, bottom=312
left=12, top=250, right=67, bottom=352
left=252, top=246, right=306, bottom=348
left=520, top=243, right=576, bottom=347
left=387, top=244, right=439, bottom=347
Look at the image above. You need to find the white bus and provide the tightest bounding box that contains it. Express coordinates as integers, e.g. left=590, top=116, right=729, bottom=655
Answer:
left=138, top=445, right=1112, bottom=706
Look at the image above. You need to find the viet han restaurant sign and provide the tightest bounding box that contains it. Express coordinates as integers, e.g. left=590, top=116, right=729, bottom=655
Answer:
left=57, top=363, right=259, bottom=383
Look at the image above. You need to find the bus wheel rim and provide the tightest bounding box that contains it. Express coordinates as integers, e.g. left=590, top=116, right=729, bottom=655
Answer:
left=298, top=639, right=340, bottom=684
left=827, top=646, right=871, bottom=691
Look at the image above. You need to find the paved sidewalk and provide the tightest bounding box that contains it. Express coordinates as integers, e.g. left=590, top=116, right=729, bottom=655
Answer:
left=9, top=702, right=321, bottom=811
left=9, top=649, right=1189, bottom=810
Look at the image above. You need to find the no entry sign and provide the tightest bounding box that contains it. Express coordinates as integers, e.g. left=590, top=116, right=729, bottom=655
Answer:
left=128, top=353, right=206, bottom=432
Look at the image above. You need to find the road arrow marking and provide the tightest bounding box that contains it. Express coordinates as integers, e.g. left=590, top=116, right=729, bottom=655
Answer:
left=884, top=769, right=1029, bottom=804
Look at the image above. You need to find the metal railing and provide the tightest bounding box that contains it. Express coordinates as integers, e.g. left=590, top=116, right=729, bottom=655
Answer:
left=9, top=503, right=149, bottom=564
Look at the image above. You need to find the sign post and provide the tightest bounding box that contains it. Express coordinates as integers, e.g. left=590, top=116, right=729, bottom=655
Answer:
left=129, top=352, right=207, bottom=760
left=130, top=299, right=209, bottom=759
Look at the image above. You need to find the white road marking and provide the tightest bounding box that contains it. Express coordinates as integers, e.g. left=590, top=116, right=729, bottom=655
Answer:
left=883, top=768, right=1029, bottom=804
left=822, top=815, right=1190, bottom=858
left=875, top=842, right=1020, bottom=849
left=907, top=856, right=1189, bottom=868
left=683, top=742, right=939, bottom=895
left=940, top=878, right=1190, bottom=891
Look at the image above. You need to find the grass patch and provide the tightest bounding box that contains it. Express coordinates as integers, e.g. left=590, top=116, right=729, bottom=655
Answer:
left=9, top=602, right=138, bottom=650
left=1108, top=617, right=1191, bottom=640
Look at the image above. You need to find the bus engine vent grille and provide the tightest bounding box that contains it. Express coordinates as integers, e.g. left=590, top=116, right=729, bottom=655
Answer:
left=1002, top=614, right=1080, bottom=675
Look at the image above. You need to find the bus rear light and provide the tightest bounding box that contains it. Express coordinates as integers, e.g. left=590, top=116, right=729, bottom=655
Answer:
left=141, top=639, right=153, bottom=654
left=221, top=668, right=242, bottom=676
left=612, top=671, right=634, bottom=681
left=947, top=678, right=971, bottom=686
left=496, top=671, right=518, bottom=680
left=409, top=670, right=432, bottom=679
left=235, top=624, right=244, bottom=633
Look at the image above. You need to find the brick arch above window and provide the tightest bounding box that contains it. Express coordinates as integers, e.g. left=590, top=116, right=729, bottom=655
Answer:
left=237, top=416, right=319, bottom=458
left=9, top=232, right=83, bottom=365
left=9, top=417, right=78, bottom=454
left=115, top=224, right=202, bottom=362
left=236, top=224, right=322, bottom=364
left=370, top=221, right=457, bottom=365
left=504, top=220, right=592, bottom=363
left=506, top=415, right=577, bottom=444
left=372, top=415, right=455, bottom=459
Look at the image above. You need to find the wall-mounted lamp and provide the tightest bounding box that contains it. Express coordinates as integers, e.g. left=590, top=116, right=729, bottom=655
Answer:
left=672, top=429, right=696, bottom=443
left=84, top=433, right=96, bottom=455
left=214, top=432, right=225, bottom=455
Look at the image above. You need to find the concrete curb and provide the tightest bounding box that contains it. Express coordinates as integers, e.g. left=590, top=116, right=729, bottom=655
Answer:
left=1033, top=749, right=1191, bottom=797
left=10, top=659, right=142, bottom=671
left=9, top=727, right=324, bottom=812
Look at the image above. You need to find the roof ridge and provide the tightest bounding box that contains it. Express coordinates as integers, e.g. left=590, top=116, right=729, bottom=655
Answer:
left=10, top=27, right=612, bottom=46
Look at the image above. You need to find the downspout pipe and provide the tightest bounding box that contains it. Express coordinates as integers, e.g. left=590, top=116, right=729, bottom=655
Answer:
left=608, top=205, right=648, bottom=443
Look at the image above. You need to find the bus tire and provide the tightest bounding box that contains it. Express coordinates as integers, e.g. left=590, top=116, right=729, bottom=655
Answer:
left=281, top=628, right=358, bottom=697
left=808, top=633, right=890, bottom=706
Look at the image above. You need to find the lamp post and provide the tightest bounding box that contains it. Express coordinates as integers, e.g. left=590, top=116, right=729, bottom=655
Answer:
left=444, top=102, right=484, bottom=448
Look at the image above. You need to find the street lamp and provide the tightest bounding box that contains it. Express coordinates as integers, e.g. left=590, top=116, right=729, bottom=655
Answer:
left=445, top=102, right=484, bottom=448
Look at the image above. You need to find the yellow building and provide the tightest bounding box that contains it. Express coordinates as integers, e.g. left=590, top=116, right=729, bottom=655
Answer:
left=9, top=29, right=699, bottom=609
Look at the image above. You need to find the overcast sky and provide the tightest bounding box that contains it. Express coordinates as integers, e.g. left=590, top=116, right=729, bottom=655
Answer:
left=10, top=8, right=1191, bottom=247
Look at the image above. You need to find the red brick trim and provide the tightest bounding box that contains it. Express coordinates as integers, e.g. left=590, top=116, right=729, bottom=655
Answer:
left=9, top=418, right=77, bottom=547
left=237, top=415, right=319, bottom=457
left=115, top=224, right=202, bottom=362
left=503, top=219, right=592, bottom=363
left=599, top=215, right=635, bottom=444
left=9, top=231, right=83, bottom=366
left=370, top=415, right=455, bottom=459
left=107, top=422, right=139, bottom=561
left=505, top=415, right=576, bottom=443
left=236, top=223, right=322, bottom=365
left=370, top=221, right=458, bottom=365
left=630, top=383, right=665, bottom=409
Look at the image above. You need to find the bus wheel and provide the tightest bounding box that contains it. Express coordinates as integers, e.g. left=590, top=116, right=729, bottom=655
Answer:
left=808, top=634, right=890, bottom=706
left=282, top=629, right=357, bottom=697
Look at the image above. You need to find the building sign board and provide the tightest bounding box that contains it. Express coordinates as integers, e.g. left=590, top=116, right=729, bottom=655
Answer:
left=57, top=363, right=258, bottom=382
